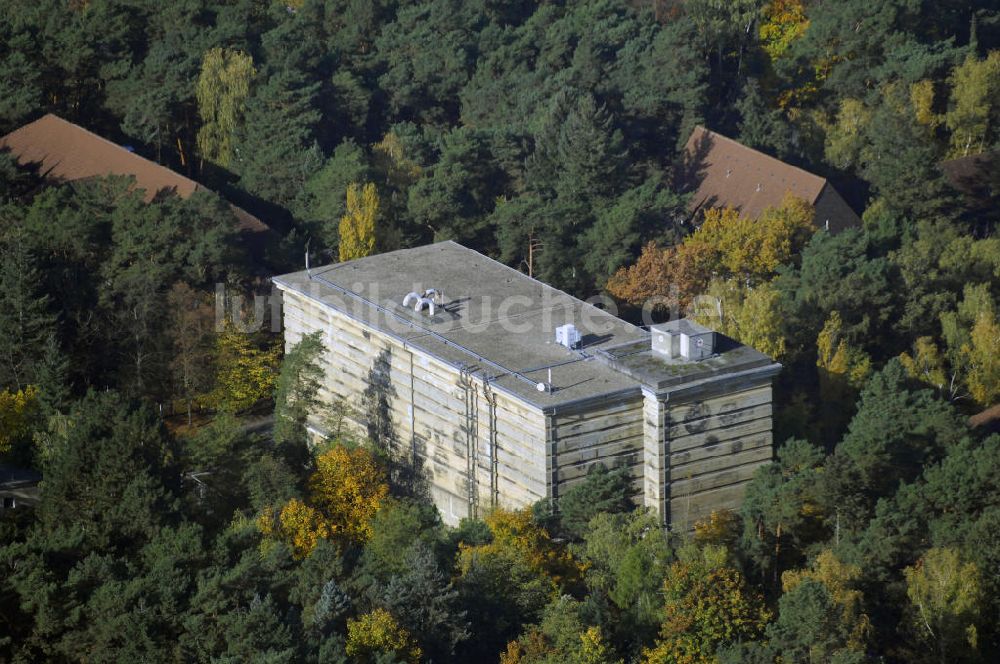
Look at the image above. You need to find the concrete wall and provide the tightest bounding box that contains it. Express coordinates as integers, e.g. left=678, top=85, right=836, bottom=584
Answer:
left=547, top=394, right=646, bottom=503
left=643, top=377, right=774, bottom=530
left=279, top=287, right=549, bottom=525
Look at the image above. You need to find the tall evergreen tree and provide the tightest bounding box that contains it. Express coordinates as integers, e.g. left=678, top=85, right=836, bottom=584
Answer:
left=822, top=361, right=967, bottom=534
left=0, top=228, right=59, bottom=392
left=37, top=391, right=179, bottom=550
left=233, top=68, right=323, bottom=209
left=273, top=331, right=325, bottom=448
left=378, top=541, right=470, bottom=661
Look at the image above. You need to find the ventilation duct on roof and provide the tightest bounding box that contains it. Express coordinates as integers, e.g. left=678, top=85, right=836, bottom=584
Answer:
left=403, top=288, right=445, bottom=316
left=415, top=297, right=436, bottom=316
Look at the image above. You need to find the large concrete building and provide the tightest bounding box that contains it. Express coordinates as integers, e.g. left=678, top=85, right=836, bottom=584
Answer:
left=273, top=242, right=781, bottom=528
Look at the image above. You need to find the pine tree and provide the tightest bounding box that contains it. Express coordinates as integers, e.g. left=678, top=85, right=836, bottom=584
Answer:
left=32, top=333, right=70, bottom=416
left=233, top=68, right=323, bottom=208
left=824, top=361, right=966, bottom=531
left=379, top=541, right=470, bottom=661
left=0, top=38, right=42, bottom=133
left=273, top=331, right=325, bottom=446
left=297, top=140, right=372, bottom=251
left=38, top=391, right=179, bottom=550
left=553, top=463, right=633, bottom=540
left=736, top=78, right=792, bottom=158
left=0, top=229, right=58, bottom=392
left=554, top=94, right=627, bottom=204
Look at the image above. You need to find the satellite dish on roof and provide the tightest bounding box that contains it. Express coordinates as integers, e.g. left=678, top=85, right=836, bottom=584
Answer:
left=536, top=382, right=547, bottom=392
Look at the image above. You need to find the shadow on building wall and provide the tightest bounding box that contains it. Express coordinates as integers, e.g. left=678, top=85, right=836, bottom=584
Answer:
left=363, top=347, right=430, bottom=502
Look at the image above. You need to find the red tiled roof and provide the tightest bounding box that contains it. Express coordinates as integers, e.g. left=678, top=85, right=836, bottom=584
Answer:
left=0, top=114, right=268, bottom=234
left=970, top=403, right=1000, bottom=430
left=683, top=126, right=845, bottom=221
left=941, top=150, right=999, bottom=199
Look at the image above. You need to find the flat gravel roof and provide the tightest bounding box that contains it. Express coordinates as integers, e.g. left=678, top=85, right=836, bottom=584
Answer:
left=273, top=241, right=776, bottom=409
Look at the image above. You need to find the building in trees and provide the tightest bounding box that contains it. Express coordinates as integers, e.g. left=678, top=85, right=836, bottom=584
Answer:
left=0, top=114, right=273, bottom=246
left=940, top=149, right=1000, bottom=233
left=273, top=242, right=780, bottom=528
left=0, top=464, right=40, bottom=510
left=682, top=126, right=861, bottom=233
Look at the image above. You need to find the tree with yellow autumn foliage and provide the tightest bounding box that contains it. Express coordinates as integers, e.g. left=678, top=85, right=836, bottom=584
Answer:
left=695, top=195, right=815, bottom=285
left=817, top=311, right=873, bottom=390
left=456, top=510, right=586, bottom=661
left=338, top=182, right=379, bottom=262
left=692, top=278, right=788, bottom=360
left=781, top=550, right=872, bottom=650
left=460, top=508, right=585, bottom=594
left=607, top=195, right=815, bottom=312
left=258, top=443, right=388, bottom=556
left=899, top=336, right=954, bottom=400
left=693, top=509, right=741, bottom=550
left=308, top=444, right=389, bottom=543
left=499, top=612, right=621, bottom=664
left=346, top=608, right=422, bottom=664
left=209, top=320, right=280, bottom=413
left=605, top=241, right=676, bottom=312
left=900, top=284, right=1000, bottom=406
left=945, top=51, right=1000, bottom=158
left=904, top=548, right=983, bottom=664
left=372, top=131, right=422, bottom=188
left=759, top=0, right=810, bottom=61
left=257, top=498, right=331, bottom=559
left=964, top=310, right=1000, bottom=406
left=196, top=47, right=255, bottom=167
left=0, top=385, right=38, bottom=456
left=642, top=545, right=769, bottom=664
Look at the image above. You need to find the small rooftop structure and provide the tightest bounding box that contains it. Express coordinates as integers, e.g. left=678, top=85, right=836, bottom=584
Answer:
left=650, top=319, right=715, bottom=361
left=682, top=126, right=861, bottom=233
left=0, top=114, right=270, bottom=236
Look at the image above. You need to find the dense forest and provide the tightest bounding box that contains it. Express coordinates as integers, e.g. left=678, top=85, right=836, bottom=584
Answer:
left=2, top=0, right=1000, bottom=662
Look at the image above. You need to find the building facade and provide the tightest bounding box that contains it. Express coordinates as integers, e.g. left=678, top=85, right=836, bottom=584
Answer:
left=273, top=242, right=781, bottom=528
